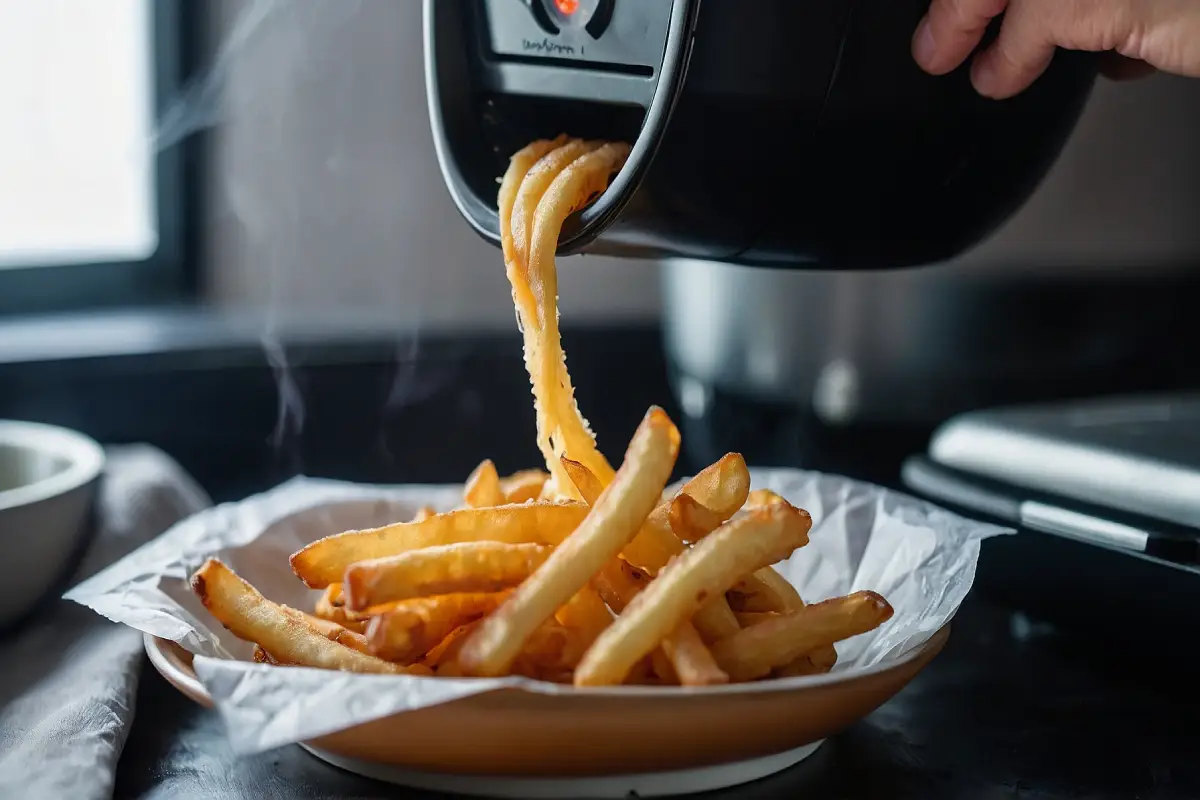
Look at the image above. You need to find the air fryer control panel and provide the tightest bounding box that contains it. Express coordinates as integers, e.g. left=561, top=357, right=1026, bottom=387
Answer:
left=482, top=0, right=672, bottom=71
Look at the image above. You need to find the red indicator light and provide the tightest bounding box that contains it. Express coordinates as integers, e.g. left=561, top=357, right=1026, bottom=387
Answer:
left=554, top=0, right=579, bottom=15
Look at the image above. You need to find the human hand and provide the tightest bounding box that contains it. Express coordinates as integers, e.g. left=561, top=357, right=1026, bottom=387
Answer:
left=912, top=0, right=1200, bottom=99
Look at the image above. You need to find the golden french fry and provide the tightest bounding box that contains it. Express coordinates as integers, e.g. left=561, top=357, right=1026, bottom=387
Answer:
left=464, top=459, right=505, bottom=508
left=505, top=140, right=629, bottom=493
left=281, top=606, right=374, bottom=656
left=517, top=620, right=585, bottom=672
left=668, top=494, right=726, bottom=543
left=780, top=643, right=841, bottom=676
left=510, top=138, right=601, bottom=268
left=344, top=542, right=551, bottom=610
left=313, top=585, right=368, bottom=632
left=594, top=559, right=726, bottom=686
left=572, top=455, right=741, bottom=644
left=772, top=654, right=828, bottom=678
left=366, top=592, right=509, bottom=664
left=734, top=611, right=781, bottom=628
left=498, top=135, right=567, bottom=267
left=680, top=454, right=752, bottom=519
left=617, top=497, right=742, bottom=642
left=420, top=620, right=483, bottom=669
left=574, top=504, right=812, bottom=686
left=728, top=565, right=806, bottom=615
left=563, top=453, right=721, bottom=680
left=289, top=502, right=587, bottom=588
left=431, top=619, right=486, bottom=677
left=561, top=457, right=604, bottom=505
left=458, top=407, right=679, bottom=677
left=712, top=591, right=892, bottom=682
left=191, top=559, right=408, bottom=675
left=553, top=585, right=613, bottom=651
left=659, top=622, right=729, bottom=686
left=745, top=488, right=789, bottom=509
left=412, top=506, right=437, bottom=522
left=500, top=469, right=549, bottom=504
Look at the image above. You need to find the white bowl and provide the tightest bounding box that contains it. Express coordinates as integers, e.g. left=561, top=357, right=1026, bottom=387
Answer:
left=0, top=420, right=104, bottom=629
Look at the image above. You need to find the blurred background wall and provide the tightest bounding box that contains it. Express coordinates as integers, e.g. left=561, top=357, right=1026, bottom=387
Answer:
left=203, top=0, right=661, bottom=329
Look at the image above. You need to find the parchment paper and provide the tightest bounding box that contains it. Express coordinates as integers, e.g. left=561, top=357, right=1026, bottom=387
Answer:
left=66, top=469, right=1010, bottom=754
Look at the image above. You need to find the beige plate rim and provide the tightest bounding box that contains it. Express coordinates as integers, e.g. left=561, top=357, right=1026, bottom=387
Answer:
left=145, top=622, right=952, bottom=703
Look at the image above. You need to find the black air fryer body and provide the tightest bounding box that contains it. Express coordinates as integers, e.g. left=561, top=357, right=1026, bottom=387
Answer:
left=425, top=0, right=1097, bottom=269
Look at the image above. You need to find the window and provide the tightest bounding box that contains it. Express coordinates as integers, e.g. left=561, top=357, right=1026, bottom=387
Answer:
left=0, top=0, right=197, bottom=315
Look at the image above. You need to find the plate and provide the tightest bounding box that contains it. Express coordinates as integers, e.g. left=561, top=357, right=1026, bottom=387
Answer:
left=145, top=624, right=949, bottom=796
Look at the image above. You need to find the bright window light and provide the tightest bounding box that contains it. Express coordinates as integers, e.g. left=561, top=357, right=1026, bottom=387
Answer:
left=0, top=0, right=157, bottom=269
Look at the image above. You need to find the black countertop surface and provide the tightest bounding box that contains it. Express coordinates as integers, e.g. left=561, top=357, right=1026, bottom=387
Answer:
left=5, top=313, right=1198, bottom=799
left=114, top=594, right=1200, bottom=799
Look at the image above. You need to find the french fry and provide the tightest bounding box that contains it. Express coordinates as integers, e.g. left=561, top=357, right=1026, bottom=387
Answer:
left=773, top=644, right=839, bottom=678
left=366, top=592, right=509, bottom=663
left=595, top=559, right=727, bottom=686
left=734, top=611, right=781, bottom=628
left=344, top=542, right=551, bottom=610
left=574, top=504, right=812, bottom=686
left=560, top=458, right=604, bottom=506
left=500, top=137, right=612, bottom=496
left=190, top=559, right=408, bottom=675
left=745, top=488, right=788, bottom=509
left=431, top=620, right=486, bottom=677
left=517, top=620, right=585, bottom=672
left=499, top=136, right=567, bottom=265
left=281, top=606, right=374, bottom=655
left=509, top=141, right=630, bottom=493
left=412, top=506, right=437, bottom=522
left=659, top=622, right=729, bottom=687
left=668, top=494, right=726, bottom=543
left=711, top=592, right=892, bottom=682
left=679, top=454, right=752, bottom=520
left=728, top=566, right=807, bottom=615
left=464, top=459, right=505, bottom=508
left=252, top=644, right=272, bottom=664
left=313, top=583, right=368, bottom=632
left=500, top=469, right=549, bottom=504
left=510, top=139, right=601, bottom=268
left=567, top=455, right=741, bottom=643
left=458, top=407, right=679, bottom=677
left=289, top=502, right=587, bottom=588
left=420, top=620, right=482, bottom=669
left=553, top=585, right=613, bottom=651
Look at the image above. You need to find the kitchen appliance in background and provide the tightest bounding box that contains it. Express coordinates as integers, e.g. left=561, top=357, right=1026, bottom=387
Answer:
left=900, top=393, right=1200, bottom=636
left=426, top=0, right=1096, bottom=267
left=425, top=1, right=1200, bottom=481
left=664, top=74, right=1200, bottom=479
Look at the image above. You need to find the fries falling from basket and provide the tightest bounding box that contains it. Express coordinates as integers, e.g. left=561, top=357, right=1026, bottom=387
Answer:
left=190, top=136, right=893, bottom=687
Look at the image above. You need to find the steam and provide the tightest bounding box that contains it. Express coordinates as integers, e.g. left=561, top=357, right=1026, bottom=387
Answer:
left=153, top=0, right=429, bottom=471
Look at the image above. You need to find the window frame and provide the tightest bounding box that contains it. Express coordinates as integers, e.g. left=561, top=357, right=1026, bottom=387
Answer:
left=0, top=0, right=203, bottom=316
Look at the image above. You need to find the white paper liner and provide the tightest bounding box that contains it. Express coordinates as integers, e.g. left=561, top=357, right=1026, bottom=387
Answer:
left=66, top=469, right=1010, bottom=754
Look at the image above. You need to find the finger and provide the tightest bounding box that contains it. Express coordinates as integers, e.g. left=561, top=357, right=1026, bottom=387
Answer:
left=913, top=0, right=1009, bottom=75
left=969, top=4, right=1057, bottom=99
left=1098, top=52, right=1157, bottom=82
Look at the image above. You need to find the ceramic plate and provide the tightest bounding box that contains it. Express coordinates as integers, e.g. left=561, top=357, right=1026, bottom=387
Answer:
left=145, top=624, right=949, bottom=797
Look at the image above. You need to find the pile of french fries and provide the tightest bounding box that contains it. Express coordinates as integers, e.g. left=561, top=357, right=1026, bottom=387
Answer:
left=190, top=136, right=893, bottom=688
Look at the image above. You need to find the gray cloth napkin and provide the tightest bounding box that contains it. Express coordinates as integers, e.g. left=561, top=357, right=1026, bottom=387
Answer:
left=0, top=446, right=211, bottom=800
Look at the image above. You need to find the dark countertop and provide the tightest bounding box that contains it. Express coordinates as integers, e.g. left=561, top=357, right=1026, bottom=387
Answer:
left=7, top=312, right=1198, bottom=799
left=114, top=593, right=1200, bottom=800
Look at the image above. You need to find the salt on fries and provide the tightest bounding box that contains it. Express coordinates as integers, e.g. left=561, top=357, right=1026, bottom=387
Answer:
left=190, top=136, right=893, bottom=687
